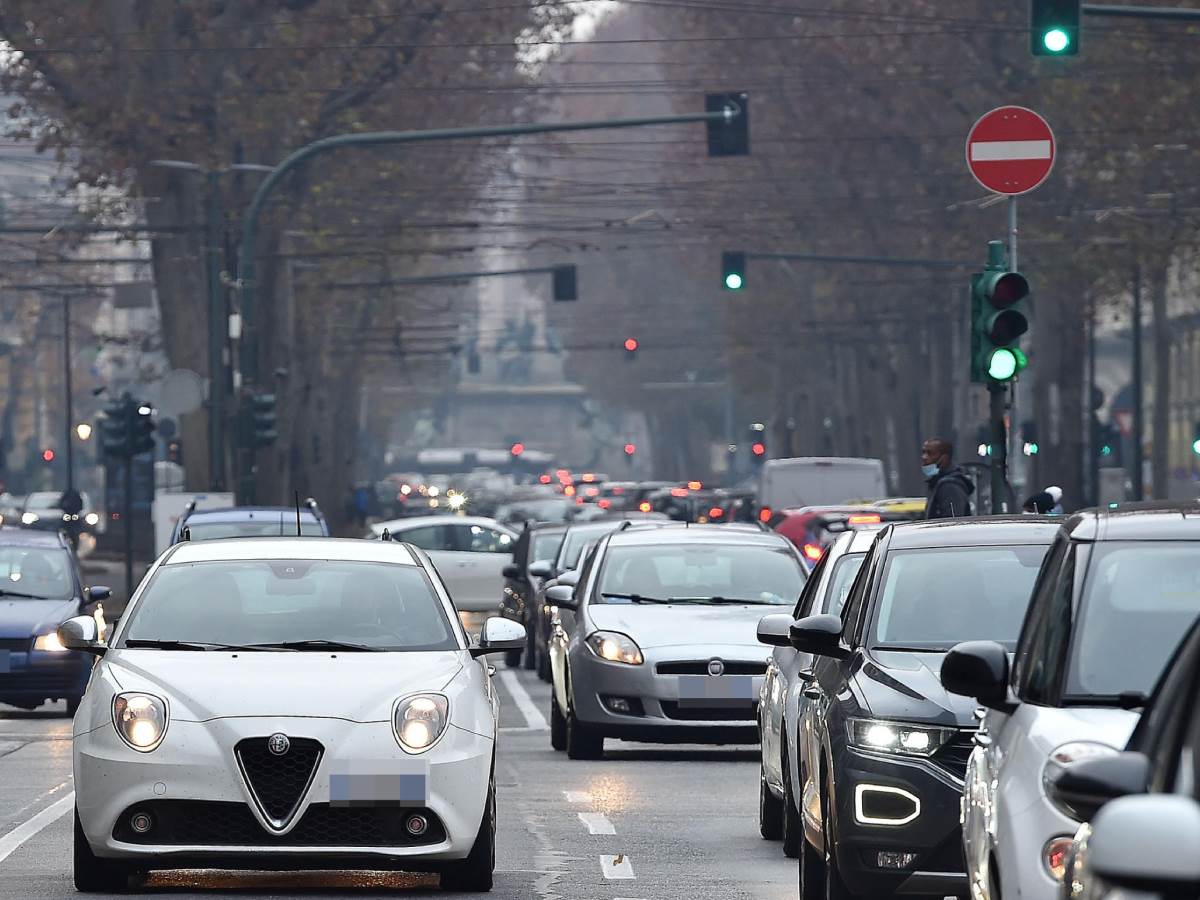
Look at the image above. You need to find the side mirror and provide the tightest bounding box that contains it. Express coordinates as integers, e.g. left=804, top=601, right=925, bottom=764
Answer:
left=557, top=570, right=580, bottom=588
left=87, top=585, right=112, bottom=603
left=1088, top=795, right=1200, bottom=891
left=545, top=584, right=578, bottom=611
left=789, top=614, right=848, bottom=658
left=1049, top=752, right=1150, bottom=823
left=470, top=616, right=526, bottom=658
left=501, top=563, right=522, bottom=580
left=57, top=615, right=105, bottom=656
left=757, top=613, right=794, bottom=647
left=528, top=560, right=553, bottom=579
left=941, top=640, right=1015, bottom=712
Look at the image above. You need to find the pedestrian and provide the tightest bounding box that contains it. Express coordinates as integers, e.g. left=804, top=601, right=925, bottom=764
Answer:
left=921, top=438, right=975, bottom=519
left=1023, top=486, right=1064, bottom=515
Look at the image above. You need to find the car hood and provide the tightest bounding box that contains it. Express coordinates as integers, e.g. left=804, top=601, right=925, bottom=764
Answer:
left=0, top=597, right=78, bottom=638
left=855, top=649, right=980, bottom=726
left=103, top=649, right=467, bottom=722
left=586, top=603, right=783, bottom=650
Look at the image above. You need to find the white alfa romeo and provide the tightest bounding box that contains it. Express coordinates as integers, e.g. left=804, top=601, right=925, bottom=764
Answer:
left=62, top=536, right=524, bottom=893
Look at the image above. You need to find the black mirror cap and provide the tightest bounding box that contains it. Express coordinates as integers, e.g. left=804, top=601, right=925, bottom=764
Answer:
left=757, top=613, right=794, bottom=647
left=87, top=585, right=112, bottom=602
left=501, top=563, right=522, bottom=580
left=789, top=613, right=847, bottom=658
left=942, top=641, right=1014, bottom=711
left=545, top=584, right=578, bottom=610
left=1050, top=752, right=1151, bottom=823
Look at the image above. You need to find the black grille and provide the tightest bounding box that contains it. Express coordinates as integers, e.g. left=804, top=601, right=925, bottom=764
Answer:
left=660, top=700, right=757, bottom=721
left=656, top=660, right=767, bottom=676
left=112, top=800, right=445, bottom=847
left=235, top=737, right=323, bottom=824
left=0, top=638, right=30, bottom=653
left=0, top=671, right=79, bottom=695
left=933, top=731, right=976, bottom=780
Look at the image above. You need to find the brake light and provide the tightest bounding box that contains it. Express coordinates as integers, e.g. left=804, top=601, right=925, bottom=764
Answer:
left=670, top=487, right=689, bottom=498
left=539, top=474, right=553, bottom=484
left=848, top=514, right=882, bottom=525
left=708, top=507, right=725, bottom=518
left=564, top=485, right=576, bottom=497
left=802, top=543, right=823, bottom=562
left=598, top=499, right=611, bottom=510
left=687, top=480, right=702, bottom=491
left=638, top=501, right=652, bottom=513
left=585, top=486, right=600, bottom=497
left=582, top=473, right=596, bottom=483
left=758, top=507, right=772, bottom=523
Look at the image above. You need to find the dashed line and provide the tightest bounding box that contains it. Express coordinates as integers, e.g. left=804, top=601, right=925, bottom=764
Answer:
left=601, top=854, right=636, bottom=879
left=0, top=792, right=74, bottom=864
left=563, top=790, right=593, bottom=804
left=578, top=811, right=616, bottom=835
left=498, top=670, right=549, bottom=731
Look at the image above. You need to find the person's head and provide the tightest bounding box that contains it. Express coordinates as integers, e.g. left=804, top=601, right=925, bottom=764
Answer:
left=1023, top=491, right=1054, bottom=514
left=920, top=438, right=953, bottom=476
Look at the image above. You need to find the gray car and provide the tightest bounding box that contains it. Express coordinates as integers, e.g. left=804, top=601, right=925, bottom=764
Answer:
left=545, top=525, right=808, bottom=759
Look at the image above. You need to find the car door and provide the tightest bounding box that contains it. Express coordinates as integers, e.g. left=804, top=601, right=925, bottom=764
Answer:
left=432, top=523, right=515, bottom=613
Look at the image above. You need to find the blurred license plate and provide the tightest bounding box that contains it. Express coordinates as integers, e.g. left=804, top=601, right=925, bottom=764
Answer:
left=330, top=760, right=429, bottom=808
left=0, top=650, right=8, bottom=673
left=677, top=675, right=755, bottom=707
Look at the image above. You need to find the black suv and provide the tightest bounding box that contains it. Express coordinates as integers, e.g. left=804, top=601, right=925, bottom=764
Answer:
left=500, top=522, right=568, bottom=669
left=793, top=518, right=1057, bottom=899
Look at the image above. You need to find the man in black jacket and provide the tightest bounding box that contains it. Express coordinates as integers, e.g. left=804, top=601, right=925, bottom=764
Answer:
left=921, top=438, right=975, bottom=519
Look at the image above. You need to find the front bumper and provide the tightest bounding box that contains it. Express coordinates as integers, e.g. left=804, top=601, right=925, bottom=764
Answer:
left=74, top=715, right=493, bottom=866
left=0, top=645, right=91, bottom=705
left=830, top=745, right=968, bottom=896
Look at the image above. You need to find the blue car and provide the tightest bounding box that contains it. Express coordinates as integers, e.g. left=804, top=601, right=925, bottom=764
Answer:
left=0, top=528, right=110, bottom=715
left=170, top=500, right=329, bottom=543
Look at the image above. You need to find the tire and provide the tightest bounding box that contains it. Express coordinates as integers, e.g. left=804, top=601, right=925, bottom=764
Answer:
left=781, top=747, right=802, bottom=858
left=522, top=625, right=536, bottom=670
left=65, top=696, right=81, bottom=717
left=565, top=687, right=604, bottom=760
left=536, top=647, right=552, bottom=683
left=550, top=690, right=567, bottom=752
left=74, top=807, right=138, bottom=893
left=440, top=773, right=496, bottom=892
left=759, top=759, right=784, bottom=840
left=799, top=809, right=826, bottom=900
left=505, top=649, right=522, bottom=668
left=822, top=779, right=857, bottom=900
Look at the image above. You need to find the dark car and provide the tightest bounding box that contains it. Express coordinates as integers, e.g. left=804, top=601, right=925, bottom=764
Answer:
left=170, top=501, right=328, bottom=543
left=500, top=522, right=568, bottom=669
left=794, top=517, right=1057, bottom=899
left=0, top=528, right=111, bottom=714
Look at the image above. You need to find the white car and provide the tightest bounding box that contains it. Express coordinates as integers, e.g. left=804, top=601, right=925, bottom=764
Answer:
left=366, top=515, right=517, bottom=612
left=942, top=506, right=1200, bottom=900
left=63, top=535, right=525, bottom=893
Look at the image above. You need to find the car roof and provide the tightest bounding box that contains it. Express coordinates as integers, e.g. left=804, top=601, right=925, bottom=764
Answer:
left=0, top=527, right=69, bottom=548
left=1061, top=502, right=1200, bottom=541
left=372, top=514, right=511, bottom=532
left=164, top=536, right=419, bottom=566
left=607, top=523, right=791, bottom=548
left=883, top=516, right=1060, bottom=549
left=186, top=507, right=320, bottom=522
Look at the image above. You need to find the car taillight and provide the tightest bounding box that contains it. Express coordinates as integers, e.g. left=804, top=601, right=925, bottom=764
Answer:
left=802, top=543, right=823, bottom=562
left=758, top=507, right=772, bottom=523
left=848, top=514, right=881, bottom=525
left=708, top=507, right=724, bottom=518
left=638, top=501, right=652, bottom=513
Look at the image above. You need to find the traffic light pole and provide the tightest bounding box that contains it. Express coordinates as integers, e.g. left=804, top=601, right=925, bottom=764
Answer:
left=1008, top=198, right=1022, bottom=493
left=62, top=293, right=75, bottom=494
left=989, top=385, right=1010, bottom=514
left=122, top=398, right=134, bottom=603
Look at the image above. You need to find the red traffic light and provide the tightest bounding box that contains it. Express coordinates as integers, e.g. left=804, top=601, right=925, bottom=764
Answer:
left=751, top=442, right=766, bottom=456
left=41, top=448, right=55, bottom=462
left=623, top=338, right=639, bottom=352
left=624, top=443, right=636, bottom=456
left=510, top=442, right=525, bottom=456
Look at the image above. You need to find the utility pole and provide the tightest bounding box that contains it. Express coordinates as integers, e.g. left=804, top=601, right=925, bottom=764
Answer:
left=62, top=294, right=74, bottom=493
left=1131, top=262, right=1145, bottom=500
left=205, top=170, right=225, bottom=491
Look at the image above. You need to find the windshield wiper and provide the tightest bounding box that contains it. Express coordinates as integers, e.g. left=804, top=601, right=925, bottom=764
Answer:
left=121, top=639, right=261, bottom=652
left=668, top=596, right=779, bottom=605
left=600, top=591, right=670, bottom=604
left=247, top=639, right=383, bottom=652
left=0, top=588, right=49, bottom=600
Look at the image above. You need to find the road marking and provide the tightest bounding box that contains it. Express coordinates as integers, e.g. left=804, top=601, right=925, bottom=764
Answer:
left=578, top=812, right=616, bottom=835
left=498, top=670, right=548, bottom=731
left=0, top=792, right=74, bottom=864
left=969, top=139, right=1052, bottom=162
left=3, top=780, right=71, bottom=826
left=563, top=790, right=593, bottom=803
left=601, top=854, right=635, bottom=879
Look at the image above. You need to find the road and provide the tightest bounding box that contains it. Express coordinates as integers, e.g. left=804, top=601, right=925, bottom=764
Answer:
left=0, top=666, right=794, bottom=900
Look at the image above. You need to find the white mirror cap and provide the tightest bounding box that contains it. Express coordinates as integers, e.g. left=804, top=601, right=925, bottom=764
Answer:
left=482, top=617, right=525, bottom=645
left=57, top=615, right=99, bottom=648
left=1090, top=794, right=1200, bottom=885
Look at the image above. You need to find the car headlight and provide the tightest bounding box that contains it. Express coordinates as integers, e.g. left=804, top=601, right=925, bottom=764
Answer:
left=84, top=512, right=100, bottom=526
left=393, top=693, right=449, bottom=753
left=585, top=630, right=643, bottom=665
left=33, top=632, right=68, bottom=652
left=21, top=512, right=38, bottom=525
left=846, top=718, right=958, bottom=757
left=1043, top=741, right=1119, bottom=818
left=112, top=692, right=168, bottom=752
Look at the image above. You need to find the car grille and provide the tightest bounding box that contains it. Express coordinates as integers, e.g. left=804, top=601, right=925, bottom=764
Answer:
left=0, top=638, right=31, bottom=653
left=660, top=700, right=758, bottom=721
left=933, top=730, right=977, bottom=780
left=112, top=800, right=446, bottom=847
left=0, top=671, right=81, bottom=696
left=655, top=660, right=767, bottom=676
left=235, top=737, right=323, bottom=826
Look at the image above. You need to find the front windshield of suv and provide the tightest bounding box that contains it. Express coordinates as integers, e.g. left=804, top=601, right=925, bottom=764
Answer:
left=119, top=559, right=457, bottom=651
left=1066, top=541, right=1200, bottom=700
left=0, top=546, right=73, bottom=599
left=871, top=544, right=1048, bottom=650
left=186, top=519, right=325, bottom=539
left=595, top=542, right=805, bottom=605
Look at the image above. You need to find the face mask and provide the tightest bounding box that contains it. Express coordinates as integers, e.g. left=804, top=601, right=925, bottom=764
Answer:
left=921, top=463, right=940, bottom=479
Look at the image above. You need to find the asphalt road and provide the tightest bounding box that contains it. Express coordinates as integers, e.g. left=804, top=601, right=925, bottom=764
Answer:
left=0, top=665, right=795, bottom=900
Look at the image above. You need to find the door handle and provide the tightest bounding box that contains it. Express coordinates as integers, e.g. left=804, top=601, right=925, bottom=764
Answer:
left=803, top=686, right=821, bottom=700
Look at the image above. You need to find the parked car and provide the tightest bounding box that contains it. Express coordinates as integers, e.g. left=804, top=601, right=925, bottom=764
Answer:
left=943, top=502, right=1200, bottom=900
left=499, top=522, right=567, bottom=668
left=0, top=527, right=110, bottom=714
left=367, top=515, right=517, bottom=613
left=19, top=490, right=102, bottom=546
left=171, top=501, right=328, bottom=543
left=545, top=524, right=808, bottom=759
left=756, top=526, right=880, bottom=857
left=793, top=517, right=1057, bottom=899
left=769, top=506, right=904, bottom=565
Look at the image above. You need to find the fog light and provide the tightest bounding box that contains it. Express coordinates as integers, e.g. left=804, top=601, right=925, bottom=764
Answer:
left=405, top=814, right=429, bottom=836
left=130, top=812, right=153, bottom=834
left=876, top=851, right=919, bottom=869
left=1043, top=836, right=1073, bottom=881
left=854, top=784, right=921, bottom=826
left=604, top=696, right=631, bottom=714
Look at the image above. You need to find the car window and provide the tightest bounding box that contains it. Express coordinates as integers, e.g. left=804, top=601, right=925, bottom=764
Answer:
left=531, top=531, right=566, bottom=567
left=398, top=525, right=449, bottom=551
left=839, top=540, right=880, bottom=643
left=794, top=548, right=831, bottom=618
left=464, top=525, right=514, bottom=554
left=120, top=559, right=457, bottom=651
left=594, top=542, right=804, bottom=605
left=823, top=552, right=867, bottom=617
left=1020, top=541, right=1077, bottom=704
left=0, top=546, right=74, bottom=599
left=186, top=519, right=324, bottom=539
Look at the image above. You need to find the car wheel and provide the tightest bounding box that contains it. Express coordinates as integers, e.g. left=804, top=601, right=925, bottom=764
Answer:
left=781, top=745, right=801, bottom=858
left=822, top=778, right=857, bottom=900
left=440, top=772, right=496, bottom=892
left=759, top=759, right=784, bottom=840
left=505, top=648, right=522, bottom=668
left=522, top=625, right=536, bottom=670
left=565, top=686, right=603, bottom=760
left=66, top=696, right=81, bottom=717
left=550, top=690, right=567, bottom=752
left=74, top=807, right=138, bottom=893
left=536, top=647, right=552, bottom=683
left=799, top=800, right=826, bottom=899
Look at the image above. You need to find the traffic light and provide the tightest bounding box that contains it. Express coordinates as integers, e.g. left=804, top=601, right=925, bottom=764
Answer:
left=624, top=443, right=636, bottom=456
left=722, top=251, right=746, bottom=291
left=623, top=337, right=639, bottom=361
left=971, top=240, right=1030, bottom=384
left=552, top=265, right=577, bottom=302
left=100, top=395, right=131, bottom=459
left=41, top=448, right=55, bottom=463
left=1031, top=0, right=1080, bottom=56
left=749, top=423, right=766, bottom=464
left=249, top=393, right=277, bottom=448
left=130, top=402, right=156, bottom=455
left=1021, top=420, right=1039, bottom=456
left=1192, top=422, right=1200, bottom=455
left=705, top=91, right=749, bottom=157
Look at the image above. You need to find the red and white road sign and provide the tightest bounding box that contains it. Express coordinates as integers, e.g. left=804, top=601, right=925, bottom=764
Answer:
left=966, top=106, right=1055, bottom=196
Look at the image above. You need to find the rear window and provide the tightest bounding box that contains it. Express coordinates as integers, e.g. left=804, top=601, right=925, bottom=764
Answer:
left=187, top=519, right=325, bottom=540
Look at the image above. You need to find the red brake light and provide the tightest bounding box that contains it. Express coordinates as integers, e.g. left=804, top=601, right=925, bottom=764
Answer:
left=539, top=474, right=553, bottom=484
left=582, top=473, right=596, bottom=483
left=585, top=486, right=600, bottom=497
left=687, top=480, right=702, bottom=491
left=758, top=507, right=773, bottom=523
left=670, top=487, right=689, bottom=498
left=638, top=501, right=652, bottom=513
left=848, top=514, right=882, bottom=525
left=510, top=442, right=525, bottom=456
left=708, top=507, right=725, bottom=518
left=802, top=543, right=823, bottom=562
left=598, top=499, right=611, bottom=510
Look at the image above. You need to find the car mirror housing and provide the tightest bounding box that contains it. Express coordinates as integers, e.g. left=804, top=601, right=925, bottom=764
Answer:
left=1049, top=752, right=1150, bottom=823
left=941, top=640, right=1014, bottom=712
left=470, top=616, right=526, bottom=658
left=757, top=613, right=794, bottom=647
left=789, top=614, right=848, bottom=658
left=501, top=563, right=522, bottom=580
left=528, top=560, right=553, bottom=579
left=1088, top=794, right=1200, bottom=891
left=57, top=615, right=105, bottom=656
left=545, top=584, right=578, bottom=610
left=557, top=570, right=580, bottom=588
left=87, top=585, right=112, bottom=603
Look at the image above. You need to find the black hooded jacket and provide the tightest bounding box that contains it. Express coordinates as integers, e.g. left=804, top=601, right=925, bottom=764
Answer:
left=924, top=465, right=975, bottom=519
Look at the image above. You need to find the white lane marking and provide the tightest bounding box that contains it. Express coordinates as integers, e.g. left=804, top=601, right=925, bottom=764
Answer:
left=601, top=854, right=635, bottom=879
left=563, top=790, right=593, bottom=803
left=3, top=780, right=71, bottom=826
left=0, top=792, right=74, bottom=864
left=969, top=139, right=1052, bottom=162
left=498, top=670, right=549, bottom=731
left=578, top=812, right=616, bottom=835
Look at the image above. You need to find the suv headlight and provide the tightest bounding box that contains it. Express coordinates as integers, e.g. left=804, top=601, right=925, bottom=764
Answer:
left=393, top=693, right=449, bottom=753
left=585, top=630, right=643, bottom=665
left=112, top=692, right=168, bottom=751
left=33, top=632, right=68, bottom=652
left=847, top=718, right=958, bottom=757
left=1043, top=741, right=1119, bottom=818
left=21, top=512, right=38, bottom=525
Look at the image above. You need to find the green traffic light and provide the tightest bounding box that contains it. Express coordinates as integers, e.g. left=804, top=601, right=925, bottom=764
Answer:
left=987, top=348, right=1019, bottom=381
left=725, top=273, right=743, bottom=291
left=1042, top=28, right=1070, bottom=53
left=1192, top=437, right=1200, bottom=455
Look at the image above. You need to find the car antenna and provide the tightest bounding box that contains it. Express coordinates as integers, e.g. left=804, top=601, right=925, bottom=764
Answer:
left=294, top=491, right=302, bottom=536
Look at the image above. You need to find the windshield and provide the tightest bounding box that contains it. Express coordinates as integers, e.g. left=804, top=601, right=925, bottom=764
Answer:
left=1066, top=542, right=1200, bottom=699
left=871, top=544, right=1048, bottom=650
left=823, top=552, right=866, bottom=616
left=595, top=542, right=805, bottom=605
left=559, top=523, right=623, bottom=570
left=532, top=531, right=566, bottom=565
left=186, top=519, right=325, bottom=540
left=0, top=546, right=73, bottom=598
left=25, top=492, right=63, bottom=509
left=119, top=559, right=457, bottom=651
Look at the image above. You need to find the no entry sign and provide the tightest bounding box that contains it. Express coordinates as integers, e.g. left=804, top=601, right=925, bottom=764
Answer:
left=966, top=106, right=1055, bottom=196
